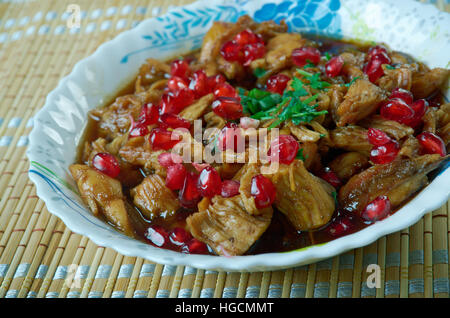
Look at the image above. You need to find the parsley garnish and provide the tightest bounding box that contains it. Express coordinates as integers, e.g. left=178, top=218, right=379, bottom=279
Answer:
left=296, top=147, right=305, bottom=161
left=296, top=69, right=331, bottom=90
left=239, top=69, right=328, bottom=129
left=238, top=87, right=282, bottom=116
left=253, top=67, right=267, bottom=78
left=303, top=62, right=316, bottom=69
left=324, top=52, right=331, bottom=61
left=385, top=64, right=395, bottom=70
left=331, top=191, right=338, bottom=205
left=343, top=76, right=360, bottom=88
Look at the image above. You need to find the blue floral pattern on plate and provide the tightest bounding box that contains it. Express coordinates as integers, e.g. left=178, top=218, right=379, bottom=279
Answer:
left=121, top=0, right=342, bottom=64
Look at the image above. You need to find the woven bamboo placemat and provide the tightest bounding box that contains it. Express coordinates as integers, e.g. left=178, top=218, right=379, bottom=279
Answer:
left=0, top=0, right=448, bottom=299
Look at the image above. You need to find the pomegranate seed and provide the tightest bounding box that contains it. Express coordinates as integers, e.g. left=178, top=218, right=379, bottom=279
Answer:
left=266, top=74, right=290, bottom=94
left=170, top=59, right=190, bottom=79
left=390, top=88, right=413, bottom=105
left=159, top=113, right=191, bottom=129
left=220, top=180, right=240, bottom=198
left=234, top=29, right=263, bottom=46
left=364, top=58, right=384, bottom=83
left=379, top=98, right=415, bottom=125
left=417, top=132, right=446, bottom=157
left=268, top=135, right=299, bottom=165
left=239, top=116, right=260, bottom=129
left=181, top=238, right=208, bottom=254
left=129, top=116, right=149, bottom=138
left=165, top=163, right=187, bottom=190
left=149, top=127, right=181, bottom=150
left=251, top=174, right=276, bottom=209
left=169, top=227, right=192, bottom=246
left=213, top=82, right=239, bottom=99
left=212, top=97, right=243, bottom=120
left=220, top=40, right=243, bottom=62
left=207, top=74, right=226, bottom=90
left=364, top=51, right=391, bottom=83
left=370, top=140, right=400, bottom=164
left=372, top=51, right=391, bottom=65
left=243, top=42, right=266, bottom=66
left=405, top=99, right=429, bottom=127
left=361, top=196, right=391, bottom=222
left=292, top=47, right=321, bottom=67
left=367, top=45, right=388, bottom=60
left=367, top=128, right=392, bottom=146
left=218, top=123, right=244, bottom=152
left=167, top=76, right=189, bottom=92
left=144, top=225, right=169, bottom=247
left=197, top=166, right=222, bottom=197
left=325, top=56, right=344, bottom=77
left=137, top=103, right=159, bottom=126
left=159, top=89, right=195, bottom=115
left=327, top=214, right=354, bottom=237
left=157, top=152, right=183, bottom=167
left=189, top=70, right=209, bottom=98
left=92, top=153, right=120, bottom=178
left=318, top=167, right=342, bottom=188
left=179, top=172, right=202, bottom=209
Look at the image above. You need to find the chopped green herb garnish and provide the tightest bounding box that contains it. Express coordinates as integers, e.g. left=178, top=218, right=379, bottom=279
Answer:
left=343, top=76, right=360, bottom=88
left=296, top=147, right=305, bottom=161
left=240, top=68, right=329, bottom=129
left=385, top=64, right=395, bottom=70
left=331, top=191, right=338, bottom=205
left=296, top=69, right=331, bottom=90
left=324, top=52, right=331, bottom=61
left=239, top=87, right=282, bottom=116
left=303, top=62, right=316, bottom=69
left=253, top=67, right=267, bottom=78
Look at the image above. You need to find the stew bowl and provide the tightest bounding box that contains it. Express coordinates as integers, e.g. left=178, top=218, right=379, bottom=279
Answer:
left=27, top=0, right=450, bottom=271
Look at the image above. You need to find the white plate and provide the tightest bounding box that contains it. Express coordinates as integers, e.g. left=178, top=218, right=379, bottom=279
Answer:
left=27, top=0, right=450, bottom=271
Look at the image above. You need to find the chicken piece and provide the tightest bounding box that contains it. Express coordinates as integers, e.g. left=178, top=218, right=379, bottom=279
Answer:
left=327, top=125, right=372, bottom=155
left=186, top=195, right=273, bottom=256
left=327, top=84, right=347, bottom=125
left=422, top=107, right=438, bottom=134
left=398, top=136, right=421, bottom=159
left=437, top=103, right=450, bottom=146
left=328, top=152, right=370, bottom=181
left=410, top=68, right=449, bottom=99
left=69, top=164, right=134, bottom=236
left=199, top=15, right=254, bottom=77
left=287, top=122, right=322, bottom=143
left=359, top=115, right=414, bottom=140
left=91, top=95, right=143, bottom=138
left=340, top=52, right=364, bottom=80
left=236, top=164, right=262, bottom=216
left=299, top=141, right=320, bottom=171
left=336, top=78, right=387, bottom=126
left=389, top=51, right=411, bottom=65
left=250, top=33, right=306, bottom=81
left=377, top=66, right=412, bottom=92
left=130, top=175, right=180, bottom=220
left=204, top=111, right=226, bottom=132
left=179, top=93, right=214, bottom=121
left=252, top=19, right=288, bottom=41
left=135, top=58, right=170, bottom=90
left=262, top=160, right=335, bottom=231
left=119, top=136, right=166, bottom=176
left=339, top=154, right=446, bottom=214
